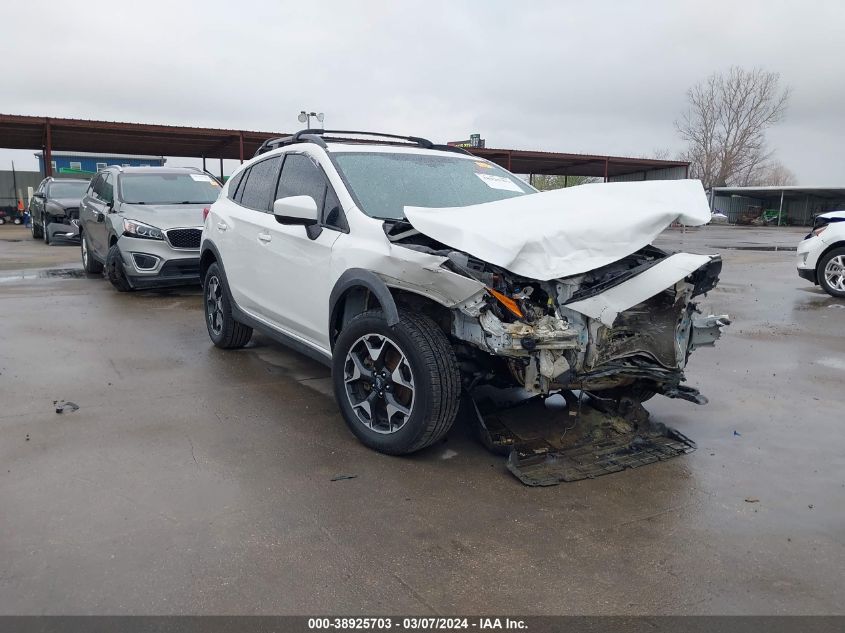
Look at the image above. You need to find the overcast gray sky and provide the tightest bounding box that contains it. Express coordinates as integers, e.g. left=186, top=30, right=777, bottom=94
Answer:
left=2, top=0, right=844, bottom=180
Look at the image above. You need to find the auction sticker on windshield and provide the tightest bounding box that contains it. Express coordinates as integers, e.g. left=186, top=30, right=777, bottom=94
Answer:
left=190, top=174, right=218, bottom=184
left=475, top=172, right=524, bottom=192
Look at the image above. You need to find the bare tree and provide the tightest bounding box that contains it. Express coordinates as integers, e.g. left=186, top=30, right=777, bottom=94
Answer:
left=530, top=174, right=599, bottom=190
left=676, top=67, right=790, bottom=188
left=744, top=159, right=797, bottom=186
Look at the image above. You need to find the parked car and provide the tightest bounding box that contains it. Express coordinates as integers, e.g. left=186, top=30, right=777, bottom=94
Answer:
left=797, top=210, right=845, bottom=297
left=0, top=206, right=24, bottom=225
left=29, top=177, right=89, bottom=243
left=199, top=130, right=728, bottom=456
left=78, top=166, right=221, bottom=290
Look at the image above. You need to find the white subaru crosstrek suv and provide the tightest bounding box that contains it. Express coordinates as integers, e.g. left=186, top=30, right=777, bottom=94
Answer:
left=200, top=130, right=728, bottom=456
left=796, top=210, right=845, bottom=297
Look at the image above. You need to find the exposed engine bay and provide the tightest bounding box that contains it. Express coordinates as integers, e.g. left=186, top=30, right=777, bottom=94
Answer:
left=383, top=217, right=728, bottom=484
left=384, top=220, right=729, bottom=405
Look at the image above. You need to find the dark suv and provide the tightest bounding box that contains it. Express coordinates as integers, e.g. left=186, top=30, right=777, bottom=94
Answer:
left=29, top=177, right=90, bottom=244
left=77, top=166, right=221, bottom=290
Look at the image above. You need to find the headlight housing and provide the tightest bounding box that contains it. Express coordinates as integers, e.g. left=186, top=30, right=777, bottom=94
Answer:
left=123, top=219, right=164, bottom=241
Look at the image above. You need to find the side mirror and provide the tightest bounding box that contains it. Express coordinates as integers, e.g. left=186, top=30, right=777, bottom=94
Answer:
left=96, top=212, right=106, bottom=223
left=34, top=192, right=46, bottom=199
left=273, top=196, right=319, bottom=226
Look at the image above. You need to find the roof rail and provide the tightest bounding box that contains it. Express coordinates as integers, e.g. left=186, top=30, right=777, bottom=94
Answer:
left=254, top=129, right=444, bottom=156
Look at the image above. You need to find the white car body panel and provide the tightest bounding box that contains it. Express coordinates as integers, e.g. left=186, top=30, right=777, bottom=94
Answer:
left=404, top=179, right=711, bottom=281
left=797, top=216, right=845, bottom=275
left=567, top=253, right=715, bottom=326
left=203, top=140, right=728, bottom=400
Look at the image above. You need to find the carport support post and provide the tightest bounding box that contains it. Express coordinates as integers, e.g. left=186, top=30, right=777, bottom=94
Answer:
left=604, top=158, right=609, bottom=183
left=778, top=189, right=784, bottom=227
left=239, top=132, right=245, bottom=164
left=44, top=119, right=52, bottom=178
left=219, top=157, right=224, bottom=181
left=202, top=156, right=206, bottom=172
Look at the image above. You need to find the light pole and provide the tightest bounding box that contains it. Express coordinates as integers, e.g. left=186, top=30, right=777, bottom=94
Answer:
left=298, top=110, right=325, bottom=129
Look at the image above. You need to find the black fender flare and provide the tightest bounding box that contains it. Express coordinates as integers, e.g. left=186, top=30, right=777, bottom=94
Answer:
left=199, top=240, right=223, bottom=284
left=329, top=269, right=399, bottom=347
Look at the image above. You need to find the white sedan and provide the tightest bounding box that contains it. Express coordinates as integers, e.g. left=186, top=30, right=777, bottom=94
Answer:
left=797, top=210, right=845, bottom=297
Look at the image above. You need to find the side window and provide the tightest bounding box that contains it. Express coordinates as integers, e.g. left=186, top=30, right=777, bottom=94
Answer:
left=239, top=157, right=281, bottom=211
left=234, top=167, right=251, bottom=204
left=275, top=154, right=326, bottom=210
left=90, top=174, right=104, bottom=199
left=101, top=173, right=114, bottom=204
left=226, top=169, right=245, bottom=202
left=323, top=187, right=347, bottom=232
left=275, top=154, right=347, bottom=231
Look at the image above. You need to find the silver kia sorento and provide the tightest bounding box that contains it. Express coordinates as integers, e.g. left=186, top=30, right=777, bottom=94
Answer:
left=78, top=166, right=222, bottom=291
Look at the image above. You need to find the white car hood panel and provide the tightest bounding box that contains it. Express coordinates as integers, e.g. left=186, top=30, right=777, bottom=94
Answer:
left=566, top=252, right=714, bottom=326
left=404, top=179, right=711, bottom=281
left=818, top=210, right=845, bottom=220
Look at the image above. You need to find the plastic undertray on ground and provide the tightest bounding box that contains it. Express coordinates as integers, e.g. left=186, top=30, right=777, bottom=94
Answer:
left=466, top=387, right=696, bottom=486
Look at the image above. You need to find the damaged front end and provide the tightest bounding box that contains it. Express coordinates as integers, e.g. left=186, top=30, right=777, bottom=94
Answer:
left=385, top=221, right=729, bottom=484
left=385, top=219, right=728, bottom=404
left=439, top=240, right=729, bottom=405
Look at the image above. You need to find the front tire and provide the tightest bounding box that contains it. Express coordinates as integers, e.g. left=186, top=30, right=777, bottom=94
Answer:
left=43, top=216, right=51, bottom=244
left=106, top=244, right=132, bottom=292
left=31, top=218, right=43, bottom=239
left=332, top=309, right=461, bottom=455
left=818, top=247, right=845, bottom=298
left=203, top=262, right=252, bottom=349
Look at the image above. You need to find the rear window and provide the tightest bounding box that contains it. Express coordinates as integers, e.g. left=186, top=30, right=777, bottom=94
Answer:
left=239, top=157, right=281, bottom=211
left=119, top=173, right=221, bottom=205
left=48, top=181, right=89, bottom=199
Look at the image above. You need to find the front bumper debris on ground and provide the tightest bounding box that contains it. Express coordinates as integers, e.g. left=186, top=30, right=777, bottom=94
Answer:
left=467, top=386, right=697, bottom=486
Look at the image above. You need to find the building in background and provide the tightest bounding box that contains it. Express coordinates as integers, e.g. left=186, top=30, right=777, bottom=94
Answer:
left=34, top=151, right=165, bottom=178
left=711, top=186, right=845, bottom=226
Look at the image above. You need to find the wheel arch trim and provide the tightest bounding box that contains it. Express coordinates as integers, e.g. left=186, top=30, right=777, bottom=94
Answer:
left=329, top=269, right=400, bottom=349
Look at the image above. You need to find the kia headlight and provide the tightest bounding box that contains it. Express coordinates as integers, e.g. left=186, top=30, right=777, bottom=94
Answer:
left=123, top=219, right=164, bottom=241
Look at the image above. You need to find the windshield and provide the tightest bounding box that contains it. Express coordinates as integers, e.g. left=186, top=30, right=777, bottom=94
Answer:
left=119, top=173, right=221, bottom=204
left=333, top=152, right=534, bottom=219
left=48, top=181, right=89, bottom=199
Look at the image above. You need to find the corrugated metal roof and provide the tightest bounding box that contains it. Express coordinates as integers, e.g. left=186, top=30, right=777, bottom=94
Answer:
left=1, top=113, right=690, bottom=177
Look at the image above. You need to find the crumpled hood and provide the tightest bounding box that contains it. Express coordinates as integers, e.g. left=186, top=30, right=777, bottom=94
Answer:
left=404, top=179, right=712, bottom=281
left=119, top=203, right=206, bottom=230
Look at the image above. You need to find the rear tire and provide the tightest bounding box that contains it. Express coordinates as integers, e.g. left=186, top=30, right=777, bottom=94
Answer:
left=203, top=262, right=252, bottom=349
left=818, top=247, right=845, bottom=298
left=332, top=309, right=461, bottom=455
left=106, top=244, right=132, bottom=292
left=81, top=232, right=103, bottom=274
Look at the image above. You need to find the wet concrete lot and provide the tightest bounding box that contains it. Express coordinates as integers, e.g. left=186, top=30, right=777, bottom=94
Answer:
left=0, top=224, right=843, bottom=615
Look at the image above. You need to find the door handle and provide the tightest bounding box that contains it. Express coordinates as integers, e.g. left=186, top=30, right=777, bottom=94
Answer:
left=258, top=232, right=272, bottom=243
left=217, top=222, right=228, bottom=231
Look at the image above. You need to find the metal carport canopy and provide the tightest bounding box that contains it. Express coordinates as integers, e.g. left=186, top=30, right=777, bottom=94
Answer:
left=0, top=113, right=689, bottom=179
left=712, top=185, right=845, bottom=200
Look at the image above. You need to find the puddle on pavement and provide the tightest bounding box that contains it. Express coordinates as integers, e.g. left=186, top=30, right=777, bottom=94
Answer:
left=794, top=298, right=845, bottom=311
left=0, top=267, right=87, bottom=283
left=817, top=357, right=845, bottom=372
left=707, top=245, right=797, bottom=252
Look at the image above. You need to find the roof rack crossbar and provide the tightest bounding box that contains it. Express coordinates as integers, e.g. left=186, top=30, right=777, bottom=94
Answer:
left=296, top=129, right=434, bottom=149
